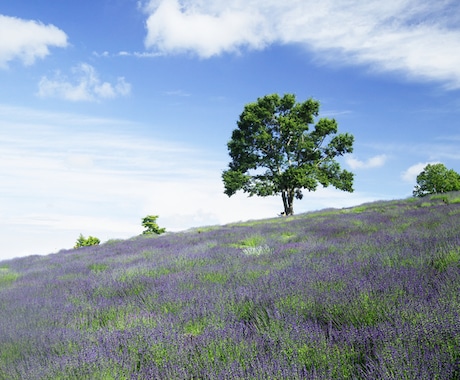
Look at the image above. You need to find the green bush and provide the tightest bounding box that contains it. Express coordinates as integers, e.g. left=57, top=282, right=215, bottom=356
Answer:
left=74, top=234, right=100, bottom=249
left=142, top=215, right=166, bottom=235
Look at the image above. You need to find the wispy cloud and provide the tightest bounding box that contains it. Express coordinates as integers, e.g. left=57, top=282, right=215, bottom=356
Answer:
left=0, top=14, right=68, bottom=68
left=92, top=50, right=162, bottom=58
left=37, top=63, right=131, bottom=101
left=142, top=0, right=460, bottom=88
left=346, top=154, right=388, bottom=170
left=164, top=89, right=191, bottom=97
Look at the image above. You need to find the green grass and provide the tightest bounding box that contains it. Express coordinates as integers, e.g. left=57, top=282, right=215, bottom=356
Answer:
left=200, top=272, right=228, bottom=284
left=231, top=235, right=266, bottom=248
left=0, top=267, right=20, bottom=287
left=431, top=247, right=460, bottom=272
left=88, top=263, right=109, bottom=273
left=183, top=318, right=208, bottom=336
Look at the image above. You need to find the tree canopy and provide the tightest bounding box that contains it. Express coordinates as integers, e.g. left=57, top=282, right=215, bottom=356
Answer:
left=222, top=93, right=355, bottom=215
left=413, top=163, right=460, bottom=197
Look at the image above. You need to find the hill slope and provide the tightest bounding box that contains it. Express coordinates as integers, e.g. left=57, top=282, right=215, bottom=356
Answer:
left=1, top=194, right=460, bottom=379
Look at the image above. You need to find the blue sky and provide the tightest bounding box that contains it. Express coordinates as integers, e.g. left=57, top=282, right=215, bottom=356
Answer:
left=1, top=0, right=460, bottom=260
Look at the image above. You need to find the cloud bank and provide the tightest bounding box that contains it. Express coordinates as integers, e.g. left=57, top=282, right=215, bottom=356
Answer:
left=37, top=63, right=131, bottom=101
left=143, top=0, right=460, bottom=88
left=0, top=14, right=68, bottom=68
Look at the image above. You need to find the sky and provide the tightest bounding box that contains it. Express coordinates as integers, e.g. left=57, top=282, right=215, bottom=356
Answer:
left=1, top=0, right=460, bottom=261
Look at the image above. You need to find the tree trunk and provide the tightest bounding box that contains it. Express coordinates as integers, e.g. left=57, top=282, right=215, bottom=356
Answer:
left=281, top=190, right=295, bottom=216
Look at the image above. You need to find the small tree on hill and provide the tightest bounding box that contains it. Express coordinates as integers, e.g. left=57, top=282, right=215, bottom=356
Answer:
left=74, top=234, right=100, bottom=249
left=222, top=93, right=355, bottom=215
left=142, top=215, right=166, bottom=235
left=413, top=163, right=460, bottom=197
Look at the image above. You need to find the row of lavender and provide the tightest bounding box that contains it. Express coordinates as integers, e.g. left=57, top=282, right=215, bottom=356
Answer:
left=1, top=194, right=459, bottom=379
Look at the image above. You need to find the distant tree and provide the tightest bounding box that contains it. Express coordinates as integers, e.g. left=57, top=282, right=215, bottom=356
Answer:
left=222, top=93, right=355, bottom=216
left=413, top=163, right=460, bottom=197
left=142, top=215, right=166, bottom=235
left=74, top=234, right=100, bottom=249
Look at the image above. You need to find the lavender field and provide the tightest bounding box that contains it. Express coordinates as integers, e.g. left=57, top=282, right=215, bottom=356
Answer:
left=1, top=194, right=459, bottom=379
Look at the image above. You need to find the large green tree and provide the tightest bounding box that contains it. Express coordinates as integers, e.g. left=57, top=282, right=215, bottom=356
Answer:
left=222, top=93, right=355, bottom=216
left=413, top=163, right=460, bottom=197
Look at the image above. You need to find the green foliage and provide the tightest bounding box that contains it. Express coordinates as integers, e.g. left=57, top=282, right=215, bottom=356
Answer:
left=0, top=267, right=20, bottom=287
left=222, top=93, right=354, bottom=215
left=413, top=163, right=460, bottom=197
left=203, top=338, right=254, bottom=367
left=228, top=235, right=273, bottom=255
left=88, top=263, right=109, bottom=273
left=141, top=215, right=166, bottom=235
left=431, top=248, right=460, bottom=272
left=430, top=193, right=460, bottom=204
left=237, top=235, right=266, bottom=248
left=184, top=318, right=208, bottom=336
left=74, top=234, right=100, bottom=249
left=348, top=205, right=368, bottom=213
left=200, top=272, right=228, bottom=284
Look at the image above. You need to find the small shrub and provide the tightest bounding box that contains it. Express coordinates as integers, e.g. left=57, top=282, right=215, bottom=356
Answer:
left=142, top=215, right=166, bottom=235
left=74, top=234, right=100, bottom=249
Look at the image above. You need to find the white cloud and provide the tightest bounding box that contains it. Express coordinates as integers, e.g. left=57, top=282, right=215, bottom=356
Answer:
left=142, top=0, right=460, bottom=88
left=401, top=161, right=440, bottom=183
left=0, top=14, right=68, bottom=68
left=144, top=0, right=271, bottom=57
left=37, top=63, right=131, bottom=102
left=346, top=154, right=388, bottom=170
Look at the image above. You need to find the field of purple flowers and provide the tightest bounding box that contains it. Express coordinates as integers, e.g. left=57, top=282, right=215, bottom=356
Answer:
left=1, top=193, right=459, bottom=379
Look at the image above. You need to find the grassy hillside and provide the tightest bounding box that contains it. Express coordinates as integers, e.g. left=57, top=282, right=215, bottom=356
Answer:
left=1, top=194, right=459, bottom=379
